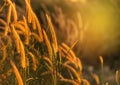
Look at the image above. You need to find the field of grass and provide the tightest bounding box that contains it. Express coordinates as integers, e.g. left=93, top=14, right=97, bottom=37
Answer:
left=0, top=0, right=120, bottom=85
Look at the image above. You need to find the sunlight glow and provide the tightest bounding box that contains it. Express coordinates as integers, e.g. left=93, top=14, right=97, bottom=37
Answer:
left=77, top=1, right=118, bottom=59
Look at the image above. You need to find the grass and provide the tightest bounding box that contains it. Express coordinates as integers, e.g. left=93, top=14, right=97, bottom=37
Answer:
left=0, top=0, right=120, bottom=85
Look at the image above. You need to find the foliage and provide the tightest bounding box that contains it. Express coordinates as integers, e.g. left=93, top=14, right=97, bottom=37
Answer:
left=0, top=0, right=120, bottom=85
left=0, top=0, right=87, bottom=85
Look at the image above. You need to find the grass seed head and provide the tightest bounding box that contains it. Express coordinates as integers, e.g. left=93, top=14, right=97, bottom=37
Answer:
left=42, top=29, right=53, bottom=57
left=19, top=41, right=26, bottom=68
left=99, top=56, right=103, bottom=64
left=28, top=52, right=37, bottom=71
left=116, top=70, right=120, bottom=85
left=46, top=14, right=58, bottom=52
left=81, top=79, right=90, bottom=85
left=10, top=60, right=24, bottom=85
left=7, top=5, right=12, bottom=24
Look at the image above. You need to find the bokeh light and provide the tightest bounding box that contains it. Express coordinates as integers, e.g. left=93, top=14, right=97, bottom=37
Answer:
left=76, top=0, right=120, bottom=65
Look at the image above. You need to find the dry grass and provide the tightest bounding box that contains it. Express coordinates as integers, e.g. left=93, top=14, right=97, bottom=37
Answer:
left=10, top=60, right=24, bottom=85
left=42, top=29, right=53, bottom=57
left=116, top=70, right=119, bottom=85
left=0, top=0, right=119, bottom=85
left=28, top=52, right=37, bottom=71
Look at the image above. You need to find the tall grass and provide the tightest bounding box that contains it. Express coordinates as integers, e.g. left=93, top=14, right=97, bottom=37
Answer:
left=0, top=0, right=120, bottom=85
left=0, top=0, right=86, bottom=85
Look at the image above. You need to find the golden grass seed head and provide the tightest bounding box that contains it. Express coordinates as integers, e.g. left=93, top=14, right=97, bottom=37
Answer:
left=91, top=73, right=100, bottom=85
left=27, top=8, right=32, bottom=23
left=116, top=70, right=120, bottom=85
left=0, top=46, right=7, bottom=64
left=14, top=22, right=26, bottom=32
left=99, top=56, right=103, bottom=64
left=46, top=14, right=58, bottom=52
left=30, top=33, right=42, bottom=42
left=34, top=14, right=43, bottom=41
left=11, top=2, right=18, bottom=22
left=0, top=19, right=7, bottom=26
left=11, top=24, right=21, bottom=53
left=76, top=58, right=82, bottom=73
left=11, top=24, right=26, bottom=68
left=42, top=29, right=53, bottom=57
left=81, top=79, right=90, bottom=85
left=28, top=52, right=37, bottom=71
left=106, top=82, right=109, bottom=85
left=19, top=41, right=26, bottom=68
left=4, top=26, right=10, bottom=36
left=23, top=16, right=31, bottom=45
left=63, top=64, right=80, bottom=81
left=31, top=15, right=36, bottom=29
left=10, top=60, right=24, bottom=85
left=7, top=5, right=12, bottom=24
left=61, top=43, right=76, bottom=59
left=43, top=56, right=52, bottom=66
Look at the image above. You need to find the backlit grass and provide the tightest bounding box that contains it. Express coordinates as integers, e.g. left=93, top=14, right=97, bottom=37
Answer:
left=0, top=0, right=120, bottom=85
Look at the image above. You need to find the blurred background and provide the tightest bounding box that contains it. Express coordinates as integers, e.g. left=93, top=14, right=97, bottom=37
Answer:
left=12, top=0, right=120, bottom=69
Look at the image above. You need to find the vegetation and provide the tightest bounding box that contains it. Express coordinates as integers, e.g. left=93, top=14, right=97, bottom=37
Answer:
left=0, top=0, right=120, bottom=85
